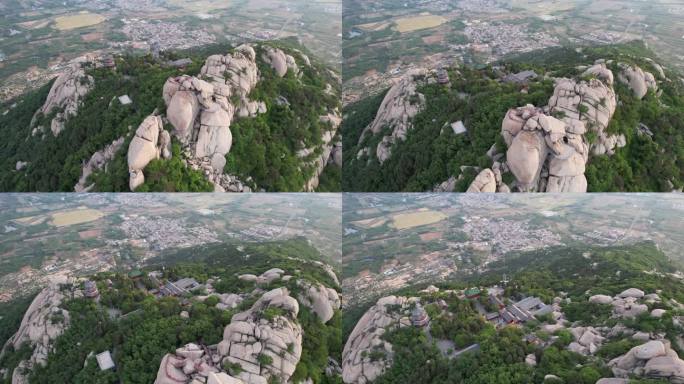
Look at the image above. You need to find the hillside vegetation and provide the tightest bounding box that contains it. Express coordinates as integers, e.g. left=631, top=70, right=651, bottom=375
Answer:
left=343, top=41, right=684, bottom=192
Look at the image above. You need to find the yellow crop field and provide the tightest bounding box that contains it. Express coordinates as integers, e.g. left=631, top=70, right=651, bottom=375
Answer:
left=50, top=208, right=104, bottom=227
left=394, top=15, right=447, bottom=33
left=351, top=217, right=388, bottom=229
left=167, top=0, right=233, bottom=12
left=54, top=12, right=106, bottom=31
left=391, top=210, right=447, bottom=230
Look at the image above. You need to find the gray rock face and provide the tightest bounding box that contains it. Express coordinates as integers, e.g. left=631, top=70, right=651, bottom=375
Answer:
left=609, top=340, right=684, bottom=383
left=154, top=345, right=225, bottom=384
left=75, top=137, right=125, bottom=192
left=217, top=288, right=303, bottom=384
left=304, top=112, right=342, bottom=191
left=156, top=44, right=269, bottom=192
left=360, top=69, right=427, bottom=164
left=496, top=108, right=587, bottom=192
left=8, top=282, right=71, bottom=384
left=466, top=168, right=498, bottom=193
left=34, top=61, right=94, bottom=137
left=342, top=296, right=417, bottom=384
left=154, top=288, right=304, bottom=384
left=568, top=326, right=605, bottom=355
left=127, top=115, right=167, bottom=191
left=262, top=47, right=299, bottom=78
left=471, top=62, right=628, bottom=193
left=297, top=280, right=341, bottom=324
left=618, top=63, right=658, bottom=100
left=548, top=69, right=619, bottom=157
left=589, top=294, right=613, bottom=305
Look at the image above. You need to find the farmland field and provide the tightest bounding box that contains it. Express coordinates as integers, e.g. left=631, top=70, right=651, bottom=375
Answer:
left=394, top=14, right=447, bottom=33
left=53, top=12, right=106, bottom=31
left=391, top=210, right=447, bottom=230
left=50, top=208, right=105, bottom=227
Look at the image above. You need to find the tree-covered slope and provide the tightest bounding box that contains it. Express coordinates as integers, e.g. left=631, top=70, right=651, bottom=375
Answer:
left=343, top=241, right=684, bottom=384
left=343, top=41, right=684, bottom=192
left=0, top=38, right=341, bottom=192
left=0, top=238, right=342, bottom=384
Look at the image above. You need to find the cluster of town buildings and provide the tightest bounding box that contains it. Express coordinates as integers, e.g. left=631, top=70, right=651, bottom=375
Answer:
left=460, top=21, right=561, bottom=59
left=118, top=18, right=216, bottom=52
left=117, top=215, right=220, bottom=251
left=460, top=216, right=563, bottom=258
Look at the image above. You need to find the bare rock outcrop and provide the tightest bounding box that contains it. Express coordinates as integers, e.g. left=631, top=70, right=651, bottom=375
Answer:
left=618, top=63, right=658, bottom=100
left=153, top=344, right=224, bottom=384
left=568, top=326, right=605, bottom=355
left=75, top=137, right=125, bottom=192
left=608, top=340, right=684, bottom=383
left=359, top=69, right=427, bottom=164
left=127, top=115, right=170, bottom=191
left=238, top=268, right=286, bottom=285
left=469, top=62, right=628, bottom=193
left=33, top=62, right=94, bottom=137
left=217, top=288, right=303, bottom=384
left=304, top=111, right=342, bottom=191
left=342, top=296, right=417, bottom=384
left=297, top=280, right=341, bottom=324
left=154, top=288, right=303, bottom=384
left=152, top=44, right=267, bottom=192
left=7, top=282, right=70, bottom=383
left=490, top=106, right=588, bottom=192
left=262, top=47, right=299, bottom=78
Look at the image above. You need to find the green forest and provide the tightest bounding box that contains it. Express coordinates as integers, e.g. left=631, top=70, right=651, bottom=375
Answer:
left=348, top=241, right=684, bottom=383
left=343, top=41, right=684, bottom=192
left=0, top=38, right=340, bottom=192
left=0, top=238, right=342, bottom=384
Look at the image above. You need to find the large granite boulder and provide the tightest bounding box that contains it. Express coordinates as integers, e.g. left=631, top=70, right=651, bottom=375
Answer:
left=8, top=282, right=71, bottom=384
left=75, top=137, right=125, bottom=192
left=618, top=63, right=658, bottom=100
left=343, top=296, right=418, bottom=384
left=262, top=47, right=299, bottom=78
left=33, top=61, right=94, bottom=137
left=127, top=115, right=167, bottom=191
left=466, top=168, right=497, bottom=193
left=297, top=280, right=341, bottom=324
left=216, top=288, right=303, bottom=384
left=359, top=69, right=427, bottom=164
left=167, top=90, right=200, bottom=143
left=608, top=339, right=684, bottom=382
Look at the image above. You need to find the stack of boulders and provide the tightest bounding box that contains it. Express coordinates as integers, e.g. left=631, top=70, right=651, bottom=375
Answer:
left=548, top=63, right=621, bottom=157
left=468, top=60, right=640, bottom=193
left=8, top=282, right=71, bottom=384
left=342, top=295, right=419, bottom=384
left=261, top=46, right=300, bottom=78
left=500, top=104, right=589, bottom=192
left=296, top=280, right=341, bottom=324
left=589, top=288, right=659, bottom=319
left=154, top=344, right=222, bottom=384
left=618, top=63, right=658, bottom=100
left=303, top=111, right=342, bottom=191
left=127, top=115, right=172, bottom=190
left=568, top=326, right=605, bottom=355
left=128, top=44, right=267, bottom=191
left=357, top=69, right=427, bottom=164
left=238, top=268, right=290, bottom=285
left=608, top=339, right=684, bottom=382
left=196, top=292, right=244, bottom=311
left=31, top=60, right=94, bottom=137
left=154, top=288, right=303, bottom=384
left=123, top=43, right=337, bottom=192
left=75, top=137, right=125, bottom=192
left=217, top=288, right=303, bottom=384
left=467, top=164, right=510, bottom=193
